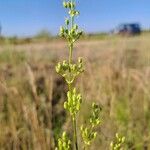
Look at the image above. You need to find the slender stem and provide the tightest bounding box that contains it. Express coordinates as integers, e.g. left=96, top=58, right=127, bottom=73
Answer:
left=83, top=145, right=86, bottom=150
left=68, top=37, right=78, bottom=150
left=72, top=116, right=78, bottom=150
left=69, top=43, right=73, bottom=65
left=68, top=83, right=79, bottom=150
left=68, top=43, right=79, bottom=150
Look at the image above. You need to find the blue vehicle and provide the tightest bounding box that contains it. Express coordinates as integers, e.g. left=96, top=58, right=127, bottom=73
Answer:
left=114, top=23, right=141, bottom=35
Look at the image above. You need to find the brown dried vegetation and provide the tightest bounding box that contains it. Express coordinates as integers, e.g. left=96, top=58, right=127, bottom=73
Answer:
left=0, top=34, right=150, bottom=149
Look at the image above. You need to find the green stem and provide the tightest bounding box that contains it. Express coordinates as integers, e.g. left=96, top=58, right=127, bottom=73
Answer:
left=68, top=42, right=78, bottom=150
left=83, top=144, right=86, bottom=150
left=83, top=145, right=87, bottom=150
left=69, top=43, right=73, bottom=65
left=68, top=82, right=79, bottom=150
left=72, top=116, right=78, bottom=150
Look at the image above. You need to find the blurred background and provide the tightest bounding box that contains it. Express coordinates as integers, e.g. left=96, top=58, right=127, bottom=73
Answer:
left=0, top=0, right=150, bottom=149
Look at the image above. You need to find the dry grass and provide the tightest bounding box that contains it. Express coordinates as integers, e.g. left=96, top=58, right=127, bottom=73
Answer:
left=0, top=33, right=150, bottom=149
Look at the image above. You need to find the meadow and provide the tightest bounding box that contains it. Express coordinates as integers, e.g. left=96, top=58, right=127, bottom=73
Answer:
left=0, top=33, right=150, bottom=149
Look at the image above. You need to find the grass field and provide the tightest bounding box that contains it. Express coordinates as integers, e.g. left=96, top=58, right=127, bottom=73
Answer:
left=0, top=33, right=150, bottom=149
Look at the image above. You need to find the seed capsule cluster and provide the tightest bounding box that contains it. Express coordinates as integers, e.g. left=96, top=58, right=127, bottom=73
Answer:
left=56, top=132, right=71, bottom=150
left=80, top=126, right=97, bottom=146
left=90, top=103, right=101, bottom=127
left=110, top=133, right=125, bottom=150
left=64, top=88, right=82, bottom=117
left=60, top=1, right=83, bottom=43
left=55, top=58, right=84, bottom=84
left=80, top=103, right=101, bottom=146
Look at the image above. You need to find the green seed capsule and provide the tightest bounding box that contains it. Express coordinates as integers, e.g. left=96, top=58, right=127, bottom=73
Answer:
left=67, top=2, right=71, bottom=9
left=62, top=60, right=67, bottom=66
left=63, top=2, right=68, bottom=8
left=60, top=26, right=64, bottom=33
left=73, top=24, right=78, bottom=30
left=64, top=102, right=68, bottom=109
left=65, top=18, right=69, bottom=25
left=78, top=31, right=83, bottom=36
left=75, top=11, right=79, bottom=15
left=71, top=2, right=75, bottom=8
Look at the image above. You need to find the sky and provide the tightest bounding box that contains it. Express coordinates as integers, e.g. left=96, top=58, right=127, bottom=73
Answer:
left=0, top=0, right=150, bottom=37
